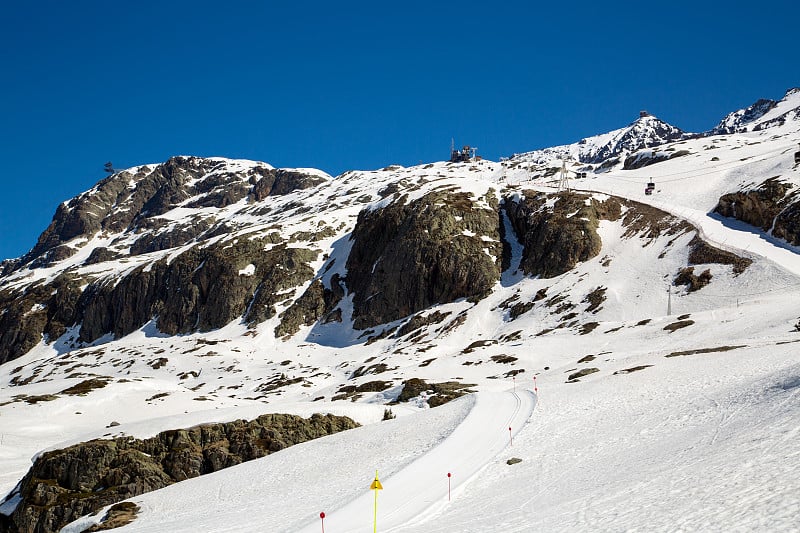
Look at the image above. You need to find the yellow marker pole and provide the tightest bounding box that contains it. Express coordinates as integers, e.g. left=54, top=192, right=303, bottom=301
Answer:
left=370, top=469, right=383, bottom=533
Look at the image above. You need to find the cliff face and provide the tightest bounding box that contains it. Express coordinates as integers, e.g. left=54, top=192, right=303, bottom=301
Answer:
left=1, top=413, right=358, bottom=533
left=0, top=157, right=328, bottom=365
left=345, top=190, right=504, bottom=330
left=17, top=157, right=326, bottom=270
left=504, top=192, right=622, bottom=278
left=78, top=239, right=319, bottom=343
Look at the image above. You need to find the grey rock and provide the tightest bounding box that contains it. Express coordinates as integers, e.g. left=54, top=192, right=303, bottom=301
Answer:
left=346, top=190, right=503, bottom=330
left=2, top=413, right=358, bottom=533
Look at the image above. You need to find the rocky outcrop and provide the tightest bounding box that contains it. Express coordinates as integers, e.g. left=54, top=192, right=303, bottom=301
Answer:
left=674, top=267, right=712, bottom=292
left=715, top=177, right=800, bottom=245
left=275, top=275, right=345, bottom=337
left=0, top=235, right=318, bottom=364
left=0, top=157, right=332, bottom=363
left=687, top=236, right=751, bottom=274
left=710, top=98, right=778, bottom=135
left=249, top=169, right=327, bottom=201
left=15, top=157, right=326, bottom=270
left=0, top=274, right=85, bottom=365
left=0, top=413, right=358, bottom=533
left=623, top=149, right=690, bottom=170
left=78, top=237, right=318, bottom=343
left=515, top=114, right=687, bottom=166
left=345, top=190, right=504, bottom=330
left=709, top=88, right=800, bottom=134
left=504, top=192, right=621, bottom=278
left=397, top=378, right=475, bottom=407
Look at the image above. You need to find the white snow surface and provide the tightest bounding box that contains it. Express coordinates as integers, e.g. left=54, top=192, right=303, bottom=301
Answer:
left=1, top=110, right=800, bottom=532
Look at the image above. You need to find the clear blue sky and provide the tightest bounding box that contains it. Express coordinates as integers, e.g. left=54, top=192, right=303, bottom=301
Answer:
left=1, top=0, right=798, bottom=261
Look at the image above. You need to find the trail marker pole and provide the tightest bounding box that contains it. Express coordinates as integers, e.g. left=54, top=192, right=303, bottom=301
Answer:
left=447, top=472, right=451, bottom=501
left=370, top=470, right=383, bottom=533
left=509, top=426, right=513, bottom=447
left=319, top=512, right=325, bottom=533
left=513, top=375, right=516, bottom=391
left=533, top=375, right=538, bottom=394
left=667, top=285, right=672, bottom=315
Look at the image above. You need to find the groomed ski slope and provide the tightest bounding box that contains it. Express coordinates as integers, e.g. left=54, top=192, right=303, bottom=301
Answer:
left=63, top=390, right=536, bottom=533
left=297, top=390, right=536, bottom=532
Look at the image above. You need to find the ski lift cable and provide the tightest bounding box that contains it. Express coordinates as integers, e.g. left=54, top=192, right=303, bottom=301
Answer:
left=599, top=144, right=794, bottom=184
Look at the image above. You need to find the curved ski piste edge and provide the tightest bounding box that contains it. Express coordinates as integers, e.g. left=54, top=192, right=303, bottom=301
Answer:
left=297, top=389, right=537, bottom=533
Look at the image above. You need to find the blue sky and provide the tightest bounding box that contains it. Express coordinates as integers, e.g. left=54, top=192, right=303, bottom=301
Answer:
left=1, top=0, right=798, bottom=261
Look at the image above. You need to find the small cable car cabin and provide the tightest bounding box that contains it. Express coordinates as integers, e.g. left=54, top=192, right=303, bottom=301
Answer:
left=645, top=180, right=655, bottom=195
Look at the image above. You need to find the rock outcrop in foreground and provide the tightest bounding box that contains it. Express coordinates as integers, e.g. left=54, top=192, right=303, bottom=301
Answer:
left=1, top=413, right=358, bottom=533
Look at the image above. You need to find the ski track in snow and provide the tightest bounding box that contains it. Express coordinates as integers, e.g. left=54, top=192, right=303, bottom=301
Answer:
left=296, top=390, right=536, bottom=533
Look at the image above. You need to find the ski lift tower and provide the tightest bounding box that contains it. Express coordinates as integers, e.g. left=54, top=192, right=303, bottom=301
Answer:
left=499, top=157, right=509, bottom=181
left=557, top=156, right=570, bottom=193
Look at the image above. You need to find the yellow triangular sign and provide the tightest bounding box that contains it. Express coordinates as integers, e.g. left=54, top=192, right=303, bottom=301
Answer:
left=370, top=472, right=383, bottom=490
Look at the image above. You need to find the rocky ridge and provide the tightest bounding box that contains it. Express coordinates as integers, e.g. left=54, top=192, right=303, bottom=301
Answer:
left=513, top=113, right=688, bottom=166
left=711, top=88, right=800, bottom=134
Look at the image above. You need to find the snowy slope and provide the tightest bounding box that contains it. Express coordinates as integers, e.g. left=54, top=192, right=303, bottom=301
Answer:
left=2, top=92, right=800, bottom=532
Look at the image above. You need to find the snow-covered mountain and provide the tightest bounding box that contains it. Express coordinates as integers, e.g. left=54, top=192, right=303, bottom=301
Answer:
left=2, top=90, right=800, bottom=533
left=711, top=87, right=800, bottom=134
left=513, top=112, right=688, bottom=166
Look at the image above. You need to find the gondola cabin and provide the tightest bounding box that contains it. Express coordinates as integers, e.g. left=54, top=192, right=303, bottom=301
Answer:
left=645, top=180, right=655, bottom=195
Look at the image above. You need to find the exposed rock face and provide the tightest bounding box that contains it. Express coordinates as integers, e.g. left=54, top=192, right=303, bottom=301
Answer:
left=623, top=149, right=690, bottom=170
left=516, top=114, right=687, bottom=165
left=0, top=235, right=319, bottom=363
left=15, top=157, right=326, bottom=270
left=586, top=116, right=686, bottom=164
left=78, top=238, right=318, bottom=343
left=0, top=274, right=84, bottom=365
left=397, top=378, right=475, bottom=407
left=1, top=413, right=358, bottom=533
left=710, top=98, right=778, bottom=134
left=275, top=275, right=345, bottom=337
left=0, top=157, right=329, bottom=364
left=710, top=88, right=800, bottom=134
left=715, top=177, right=800, bottom=245
left=687, top=236, right=751, bottom=274
left=674, top=267, right=713, bottom=292
left=345, top=190, right=504, bottom=330
left=504, top=192, right=621, bottom=278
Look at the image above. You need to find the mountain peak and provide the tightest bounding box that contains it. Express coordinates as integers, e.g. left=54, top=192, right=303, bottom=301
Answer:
left=514, top=111, right=686, bottom=166
left=711, top=89, right=800, bottom=135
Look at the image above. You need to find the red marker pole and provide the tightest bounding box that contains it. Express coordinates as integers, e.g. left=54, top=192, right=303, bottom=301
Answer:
left=509, top=426, right=513, bottom=446
left=447, top=472, right=452, bottom=501
left=320, top=512, right=325, bottom=533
